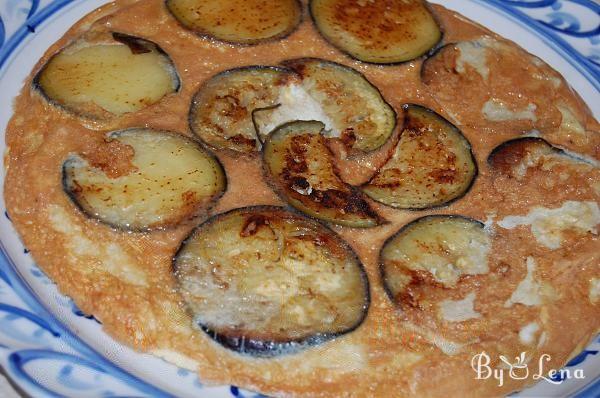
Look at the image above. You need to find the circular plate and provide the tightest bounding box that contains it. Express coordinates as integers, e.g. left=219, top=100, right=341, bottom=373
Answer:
left=0, top=0, right=598, bottom=396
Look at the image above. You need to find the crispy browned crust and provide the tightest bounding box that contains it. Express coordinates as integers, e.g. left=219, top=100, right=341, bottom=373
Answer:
left=3, top=0, right=600, bottom=397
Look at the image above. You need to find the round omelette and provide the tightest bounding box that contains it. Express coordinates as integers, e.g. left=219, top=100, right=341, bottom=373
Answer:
left=3, top=0, right=600, bottom=396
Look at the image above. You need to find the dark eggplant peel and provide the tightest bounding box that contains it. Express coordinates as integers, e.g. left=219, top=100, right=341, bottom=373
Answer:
left=63, top=128, right=226, bottom=231
left=173, top=206, right=370, bottom=357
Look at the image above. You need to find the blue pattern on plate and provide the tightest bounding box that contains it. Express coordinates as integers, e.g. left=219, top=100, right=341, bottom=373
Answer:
left=474, top=0, right=600, bottom=89
left=0, top=0, right=598, bottom=397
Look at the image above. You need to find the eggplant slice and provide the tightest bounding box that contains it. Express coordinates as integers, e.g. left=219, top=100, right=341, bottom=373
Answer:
left=381, top=215, right=491, bottom=307
left=166, top=0, right=302, bottom=44
left=263, top=121, right=384, bottom=228
left=362, top=104, right=477, bottom=209
left=190, top=66, right=297, bottom=153
left=310, top=0, right=441, bottom=64
left=488, top=137, right=566, bottom=179
left=34, top=32, right=179, bottom=120
left=254, top=58, right=397, bottom=152
left=63, top=129, right=226, bottom=231
left=173, top=206, right=370, bottom=357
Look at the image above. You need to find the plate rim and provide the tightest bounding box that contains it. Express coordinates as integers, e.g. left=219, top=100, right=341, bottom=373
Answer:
left=0, top=0, right=598, bottom=397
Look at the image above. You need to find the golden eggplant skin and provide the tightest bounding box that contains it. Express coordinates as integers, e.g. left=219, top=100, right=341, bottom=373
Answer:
left=362, top=104, right=477, bottom=209
left=263, top=120, right=384, bottom=228
left=166, top=0, right=302, bottom=45
left=254, top=58, right=397, bottom=152
left=173, top=206, right=370, bottom=357
left=189, top=66, right=298, bottom=154
left=380, top=215, right=491, bottom=307
left=310, top=0, right=442, bottom=64
left=63, top=128, right=226, bottom=231
left=34, top=32, right=180, bottom=120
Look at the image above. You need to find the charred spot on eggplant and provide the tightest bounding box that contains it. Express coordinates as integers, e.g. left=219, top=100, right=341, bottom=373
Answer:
left=254, top=58, right=396, bottom=152
left=166, top=0, right=302, bottom=45
left=63, top=128, right=226, bottom=231
left=310, top=0, right=442, bottom=64
left=263, top=120, right=384, bottom=228
left=380, top=215, right=490, bottom=308
left=189, top=66, right=298, bottom=153
left=173, top=206, right=370, bottom=357
left=362, top=104, right=477, bottom=209
left=34, top=32, right=179, bottom=120
left=488, top=137, right=565, bottom=178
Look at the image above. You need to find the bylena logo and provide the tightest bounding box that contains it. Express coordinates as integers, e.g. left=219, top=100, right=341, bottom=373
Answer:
left=471, top=351, right=585, bottom=387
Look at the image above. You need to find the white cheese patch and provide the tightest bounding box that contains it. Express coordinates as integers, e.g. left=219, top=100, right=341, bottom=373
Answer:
left=439, top=292, right=481, bottom=322
left=455, top=39, right=490, bottom=80
left=151, top=349, right=198, bottom=371
left=537, top=331, right=548, bottom=348
left=519, top=322, right=540, bottom=345
left=431, top=334, right=465, bottom=356
left=505, top=257, right=542, bottom=308
left=299, top=343, right=367, bottom=372
left=530, top=56, right=562, bottom=88
left=530, top=57, right=544, bottom=67
left=483, top=213, right=496, bottom=234
left=498, top=201, right=600, bottom=249
left=405, top=323, right=467, bottom=356
left=590, top=278, right=600, bottom=304
left=48, top=205, right=147, bottom=286
left=557, top=104, right=585, bottom=137
left=258, top=84, right=335, bottom=137
left=482, top=99, right=537, bottom=122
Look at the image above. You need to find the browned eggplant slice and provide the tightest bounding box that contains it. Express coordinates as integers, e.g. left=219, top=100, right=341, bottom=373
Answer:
left=488, top=137, right=566, bottom=179
left=189, top=66, right=297, bottom=153
left=173, top=206, right=370, bottom=357
left=381, top=215, right=491, bottom=307
left=489, top=135, right=600, bottom=180
left=63, top=128, right=226, bottom=231
left=34, top=32, right=180, bottom=120
left=310, top=0, right=442, bottom=64
left=254, top=58, right=397, bottom=152
left=362, top=104, right=477, bottom=209
left=166, top=0, right=302, bottom=44
left=263, top=120, right=384, bottom=228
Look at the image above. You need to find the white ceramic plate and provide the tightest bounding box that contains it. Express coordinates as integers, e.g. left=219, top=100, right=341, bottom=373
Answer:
left=0, top=1, right=598, bottom=397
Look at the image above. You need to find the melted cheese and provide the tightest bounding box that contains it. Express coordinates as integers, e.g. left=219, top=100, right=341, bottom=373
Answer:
left=405, top=323, right=466, bottom=356
left=439, top=292, right=481, bottom=322
left=590, top=278, right=600, bottom=304
left=151, top=349, right=199, bottom=371
left=557, top=103, right=585, bottom=137
left=455, top=39, right=490, bottom=80
left=498, top=201, right=600, bottom=249
left=47, top=205, right=147, bottom=286
left=505, top=257, right=541, bottom=308
left=258, top=84, right=335, bottom=137
left=519, top=322, right=540, bottom=345
left=298, top=343, right=367, bottom=372
left=482, top=99, right=537, bottom=122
